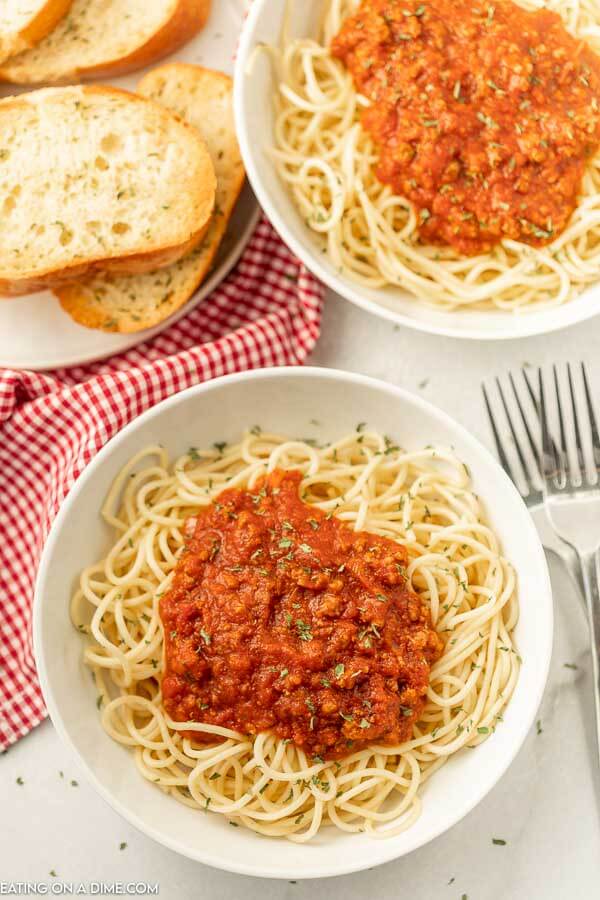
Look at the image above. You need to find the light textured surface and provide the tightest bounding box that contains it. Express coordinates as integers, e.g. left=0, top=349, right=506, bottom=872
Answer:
left=2, top=291, right=599, bottom=897
left=0, top=0, right=46, bottom=30
left=0, top=85, right=216, bottom=291
left=0, top=0, right=70, bottom=64
left=0, top=0, right=45, bottom=60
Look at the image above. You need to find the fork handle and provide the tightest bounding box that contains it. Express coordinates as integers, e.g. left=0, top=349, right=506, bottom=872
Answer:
left=530, top=506, right=585, bottom=602
left=580, top=552, right=600, bottom=772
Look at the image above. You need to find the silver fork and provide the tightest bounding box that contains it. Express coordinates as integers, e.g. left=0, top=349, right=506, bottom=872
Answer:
left=482, top=370, right=584, bottom=598
left=539, top=363, right=600, bottom=769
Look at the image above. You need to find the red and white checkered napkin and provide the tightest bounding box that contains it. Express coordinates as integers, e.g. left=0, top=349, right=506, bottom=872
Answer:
left=0, top=217, right=324, bottom=750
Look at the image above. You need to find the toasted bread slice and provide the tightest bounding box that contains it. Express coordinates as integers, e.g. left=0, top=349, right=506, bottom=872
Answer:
left=0, top=0, right=211, bottom=84
left=0, top=0, right=73, bottom=65
left=0, top=85, right=216, bottom=296
left=55, top=64, right=246, bottom=333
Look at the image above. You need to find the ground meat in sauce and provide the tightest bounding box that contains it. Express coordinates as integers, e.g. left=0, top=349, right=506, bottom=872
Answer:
left=159, top=469, right=443, bottom=760
left=331, top=0, right=600, bottom=255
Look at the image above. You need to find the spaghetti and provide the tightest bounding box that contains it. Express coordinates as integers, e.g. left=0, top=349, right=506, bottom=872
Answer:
left=269, top=0, right=600, bottom=313
left=72, top=430, right=520, bottom=841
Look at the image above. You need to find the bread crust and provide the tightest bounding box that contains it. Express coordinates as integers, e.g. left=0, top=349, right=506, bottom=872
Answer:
left=0, top=85, right=216, bottom=296
left=0, top=0, right=212, bottom=83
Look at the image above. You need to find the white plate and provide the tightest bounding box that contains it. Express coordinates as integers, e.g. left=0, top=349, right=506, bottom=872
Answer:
left=34, top=367, right=553, bottom=879
left=234, top=0, right=600, bottom=341
left=0, top=0, right=259, bottom=371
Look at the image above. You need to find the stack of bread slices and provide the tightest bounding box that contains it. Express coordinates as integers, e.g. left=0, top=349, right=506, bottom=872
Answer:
left=0, top=1, right=247, bottom=332
left=0, top=1, right=211, bottom=80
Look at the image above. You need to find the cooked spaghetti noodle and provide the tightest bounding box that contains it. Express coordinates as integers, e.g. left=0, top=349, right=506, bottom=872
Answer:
left=268, top=0, right=600, bottom=313
left=72, top=430, right=519, bottom=841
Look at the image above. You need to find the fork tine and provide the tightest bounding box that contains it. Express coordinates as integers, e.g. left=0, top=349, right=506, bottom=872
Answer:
left=539, top=367, right=558, bottom=482
left=522, top=366, right=538, bottom=411
left=510, top=371, right=541, bottom=475
left=482, top=384, right=518, bottom=484
left=495, top=377, right=536, bottom=494
left=523, top=364, right=564, bottom=464
left=582, top=363, right=600, bottom=449
left=581, top=363, right=600, bottom=477
left=553, top=365, right=568, bottom=455
left=553, top=364, right=569, bottom=484
left=567, top=362, right=586, bottom=480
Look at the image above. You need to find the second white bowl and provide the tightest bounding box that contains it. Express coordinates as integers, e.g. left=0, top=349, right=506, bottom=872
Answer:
left=233, top=0, right=600, bottom=341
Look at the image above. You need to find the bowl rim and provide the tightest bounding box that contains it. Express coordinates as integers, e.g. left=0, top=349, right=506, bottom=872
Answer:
left=233, top=0, right=600, bottom=342
left=33, top=366, right=554, bottom=879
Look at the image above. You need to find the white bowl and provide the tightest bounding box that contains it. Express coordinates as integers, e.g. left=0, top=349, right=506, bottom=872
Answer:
left=34, top=367, right=553, bottom=879
left=233, top=0, right=600, bottom=341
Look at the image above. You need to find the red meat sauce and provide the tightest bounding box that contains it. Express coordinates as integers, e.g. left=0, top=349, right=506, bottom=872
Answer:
left=331, top=0, right=600, bottom=255
left=159, top=469, right=443, bottom=760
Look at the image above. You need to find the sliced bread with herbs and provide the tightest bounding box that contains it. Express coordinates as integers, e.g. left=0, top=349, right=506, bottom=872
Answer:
left=0, top=0, right=73, bottom=65
left=0, top=0, right=211, bottom=84
left=0, top=85, right=216, bottom=296
left=55, top=64, right=245, bottom=333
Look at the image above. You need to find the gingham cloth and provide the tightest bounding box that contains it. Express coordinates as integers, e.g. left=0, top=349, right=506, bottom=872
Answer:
left=0, top=216, right=324, bottom=750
